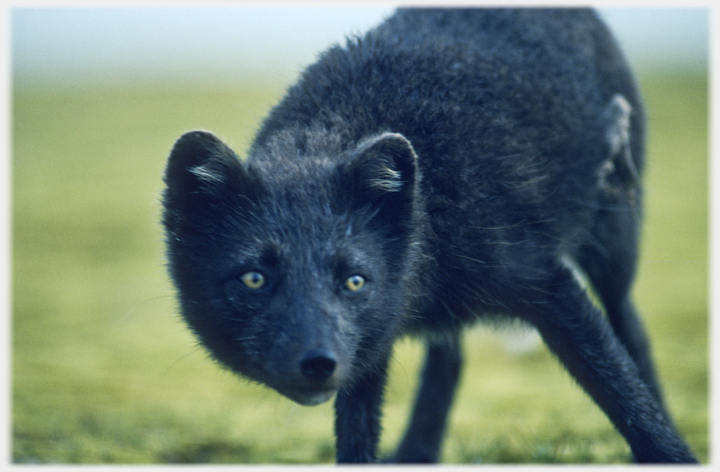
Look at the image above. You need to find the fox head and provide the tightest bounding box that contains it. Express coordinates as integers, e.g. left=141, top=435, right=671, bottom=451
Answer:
left=162, top=130, right=424, bottom=405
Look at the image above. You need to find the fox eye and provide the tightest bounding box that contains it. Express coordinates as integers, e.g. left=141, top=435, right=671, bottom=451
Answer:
left=345, top=275, right=366, bottom=292
left=240, top=271, right=265, bottom=289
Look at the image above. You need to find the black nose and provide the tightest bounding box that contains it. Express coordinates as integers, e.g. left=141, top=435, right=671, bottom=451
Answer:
left=300, top=349, right=337, bottom=381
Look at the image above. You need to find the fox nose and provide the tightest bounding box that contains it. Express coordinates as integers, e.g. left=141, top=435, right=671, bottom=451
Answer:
left=299, top=349, right=337, bottom=381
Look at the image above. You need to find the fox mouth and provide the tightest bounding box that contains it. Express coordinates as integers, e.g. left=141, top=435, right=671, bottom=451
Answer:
left=279, top=386, right=338, bottom=406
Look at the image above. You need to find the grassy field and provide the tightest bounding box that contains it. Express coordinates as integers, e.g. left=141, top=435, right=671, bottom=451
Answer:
left=11, top=71, right=708, bottom=463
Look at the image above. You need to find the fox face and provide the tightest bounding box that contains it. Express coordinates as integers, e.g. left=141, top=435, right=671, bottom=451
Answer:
left=162, top=130, right=422, bottom=405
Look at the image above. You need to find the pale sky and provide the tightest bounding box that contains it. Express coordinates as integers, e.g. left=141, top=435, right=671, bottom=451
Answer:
left=10, top=6, right=709, bottom=87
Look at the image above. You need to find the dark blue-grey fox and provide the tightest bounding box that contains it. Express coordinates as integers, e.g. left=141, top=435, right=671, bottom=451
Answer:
left=162, top=8, right=697, bottom=463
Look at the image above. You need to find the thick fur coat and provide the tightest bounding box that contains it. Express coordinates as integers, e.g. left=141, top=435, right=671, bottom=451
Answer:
left=162, top=8, right=696, bottom=463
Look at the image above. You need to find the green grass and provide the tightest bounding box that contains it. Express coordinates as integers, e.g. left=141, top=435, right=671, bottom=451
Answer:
left=11, top=72, right=708, bottom=463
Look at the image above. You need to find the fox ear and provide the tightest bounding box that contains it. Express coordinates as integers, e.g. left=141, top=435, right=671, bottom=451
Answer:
left=342, top=132, right=420, bottom=231
left=165, top=130, right=244, bottom=197
left=163, top=130, right=261, bottom=212
left=352, top=132, right=418, bottom=194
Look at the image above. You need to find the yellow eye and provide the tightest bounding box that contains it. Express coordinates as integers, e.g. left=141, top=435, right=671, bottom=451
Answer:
left=240, top=271, right=265, bottom=289
left=345, top=275, right=366, bottom=292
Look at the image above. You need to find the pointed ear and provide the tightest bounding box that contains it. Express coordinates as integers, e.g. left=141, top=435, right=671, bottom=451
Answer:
left=163, top=130, right=261, bottom=209
left=165, top=131, right=243, bottom=196
left=341, top=132, right=420, bottom=232
left=162, top=130, right=264, bottom=239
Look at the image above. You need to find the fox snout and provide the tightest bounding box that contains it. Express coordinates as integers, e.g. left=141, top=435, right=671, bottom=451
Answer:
left=265, top=313, right=352, bottom=406
left=271, top=346, right=347, bottom=406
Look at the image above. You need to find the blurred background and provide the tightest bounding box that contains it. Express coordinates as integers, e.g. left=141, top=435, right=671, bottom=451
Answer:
left=8, top=3, right=710, bottom=464
left=10, top=6, right=710, bottom=85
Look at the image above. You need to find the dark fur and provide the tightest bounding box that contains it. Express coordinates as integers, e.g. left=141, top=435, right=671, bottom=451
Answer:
left=162, top=8, right=697, bottom=463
